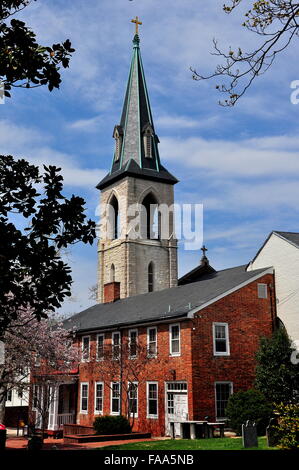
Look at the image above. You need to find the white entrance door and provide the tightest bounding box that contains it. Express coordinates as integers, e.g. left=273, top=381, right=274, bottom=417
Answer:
left=166, top=382, right=188, bottom=437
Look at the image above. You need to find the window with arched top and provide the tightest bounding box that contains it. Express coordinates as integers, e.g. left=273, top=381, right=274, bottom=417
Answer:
left=108, top=195, right=120, bottom=239
left=148, top=262, right=154, bottom=292
left=110, top=264, right=115, bottom=282
left=143, top=124, right=153, bottom=159
left=113, top=126, right=123, bottom=162
left=141, top=193, right=159, bottom=240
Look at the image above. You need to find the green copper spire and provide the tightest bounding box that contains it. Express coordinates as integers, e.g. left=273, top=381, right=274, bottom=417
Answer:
left=97, top=29, right=178, bottom=191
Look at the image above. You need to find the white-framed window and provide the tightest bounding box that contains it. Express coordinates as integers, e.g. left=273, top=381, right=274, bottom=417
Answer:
left=80, top=382, right=89, bottom=414
left=215, top=382, right=233, bottom=420
left=213, top=323, right=230, bottom=356
left=111, top=382, right=120, bottom=415
left=258, top=283, right=268, bottom=299
left=112, top=332, right=121, bottom=360
left=81, top=335, right=90, bottom=362
left=169, top=323, right=180, bottom=356
left=128, top=382, right=138, bottom=417
left=129, top=329, right=138, bottom=359
left=147, top=382, right=158, bottom=418
left=96, top=334, right=105, bottom=361
left=147, top=326, right=157, bottom=357
left=94, top=382, right=104, bottom=414
left=6, top=389, right=12, bottom=402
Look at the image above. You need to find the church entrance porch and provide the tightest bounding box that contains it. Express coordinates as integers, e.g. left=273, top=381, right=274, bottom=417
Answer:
left=165, top=382, right=188, bottom=437
left=33, top=382, right=77, bottom=437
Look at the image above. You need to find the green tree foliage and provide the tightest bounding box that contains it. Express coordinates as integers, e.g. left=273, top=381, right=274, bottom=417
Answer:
left=192, top=1, right=299, bottom=105
left=93, top=415, right=132, bottom=435
left=0, top=155, right=96, bottom=338
left=0, top=1, right=75, bottom=97
left=225, top=389, right=272, bottom=435
left=255, top=328, right=299, bottom=404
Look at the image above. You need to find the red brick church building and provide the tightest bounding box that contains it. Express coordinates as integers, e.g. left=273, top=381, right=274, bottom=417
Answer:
left=31, top=30, right=277, bottom=437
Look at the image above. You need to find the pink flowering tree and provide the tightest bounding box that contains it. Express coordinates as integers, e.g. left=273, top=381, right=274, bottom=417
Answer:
left=0, top=309, right=78, bottom=430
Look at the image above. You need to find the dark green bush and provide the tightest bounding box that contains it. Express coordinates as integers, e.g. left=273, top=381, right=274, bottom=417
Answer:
left=225, top=389, right=272, bottom=436
left=93, top=415, right=131, bottom=435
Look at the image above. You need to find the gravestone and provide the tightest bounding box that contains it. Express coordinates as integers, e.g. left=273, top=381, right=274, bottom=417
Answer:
left=242, top=421, right=258, bottom=448
left=266, top=418, right=279, bottom=448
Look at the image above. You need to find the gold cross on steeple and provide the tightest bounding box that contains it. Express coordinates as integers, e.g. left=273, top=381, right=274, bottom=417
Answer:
left=131, top=16, right=142, bottom=35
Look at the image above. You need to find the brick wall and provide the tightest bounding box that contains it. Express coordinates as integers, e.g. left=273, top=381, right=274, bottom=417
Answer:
left=75, top=273, right=275, bottom=436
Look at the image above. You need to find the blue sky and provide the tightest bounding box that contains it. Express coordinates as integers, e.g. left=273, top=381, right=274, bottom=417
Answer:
left=1, top=0, right=299, bottom=316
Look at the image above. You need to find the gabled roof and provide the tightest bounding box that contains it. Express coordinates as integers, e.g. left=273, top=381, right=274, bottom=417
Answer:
left=249, top=230, right=299, bottom=266
left=274, top=231, right=299, bottom=248
left=64, top=265, right=272, bottom=334
left=97, top=35, right=178, bottom=190
left=178, top=259, right=216, bottom=286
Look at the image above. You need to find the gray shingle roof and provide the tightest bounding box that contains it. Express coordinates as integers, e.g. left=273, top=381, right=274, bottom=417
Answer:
left=274, top=231, right=299, bottom=248
left=64, top=265, right=270, bottom=333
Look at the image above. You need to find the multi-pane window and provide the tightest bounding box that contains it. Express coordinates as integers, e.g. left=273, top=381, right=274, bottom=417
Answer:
left=147, top=382, right=158, bottom=418
left=147, top=327, right=157, bottom=357
left=129, top=329, right=138, bottom=358
left=128, top=382, right=138, bottom=417
left=167, top=382, right=187, bottom=392
left=6, top=390, right=12, bottom=402
left=94, top=382, right=103, bottom=414
left=80, top=383, right=89, bottom=413
left=97, top=334, right=104, bottom=361
left=82, top=336, right=90, bottom=362
left=111, top=382, right=120, bottom=415
left=213, top=323, right=230, bottom=356
left=258, top=283, right=268, bottom=299
left=215, top=382, right=233, bottom=420
left=167, top=393, right=174, bottom=414
left=112, top=332, right=121, bottom=360
left=169, top=324, right=180, bottom=356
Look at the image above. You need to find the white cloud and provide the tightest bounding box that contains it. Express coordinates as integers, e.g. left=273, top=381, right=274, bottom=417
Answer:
left=160, top=134, right=299, bottom=177
left=0, top=119, right=106, bottom=188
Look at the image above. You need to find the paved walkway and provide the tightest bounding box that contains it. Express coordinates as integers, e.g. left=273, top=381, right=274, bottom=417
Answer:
left=6, top=435, right=155, bottom=450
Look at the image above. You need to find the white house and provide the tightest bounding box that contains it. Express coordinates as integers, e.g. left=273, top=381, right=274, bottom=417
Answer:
left=247, top=231, right=299, bottom=343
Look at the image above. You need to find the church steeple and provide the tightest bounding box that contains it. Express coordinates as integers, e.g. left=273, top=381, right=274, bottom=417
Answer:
left=97, top=32, right=177, bottom=190
left=96, top=25, right=178, bottom=303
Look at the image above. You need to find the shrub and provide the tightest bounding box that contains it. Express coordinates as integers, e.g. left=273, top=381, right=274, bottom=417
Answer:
left=225, top=389, right=272, bottom=435
left=274, top=403, right=299, bottom=449
left=93, top=415, right=131, bottom=435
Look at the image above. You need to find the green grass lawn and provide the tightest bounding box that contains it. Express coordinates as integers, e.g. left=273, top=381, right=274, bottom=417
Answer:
left=99, top=436, right=278, bottom=451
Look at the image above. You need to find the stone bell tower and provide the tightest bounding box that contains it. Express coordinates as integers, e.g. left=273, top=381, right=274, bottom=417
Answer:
left=96, top=27, right=178, bottom=303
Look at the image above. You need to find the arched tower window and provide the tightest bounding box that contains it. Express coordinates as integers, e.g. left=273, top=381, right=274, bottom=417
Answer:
left=110, top=264, right=115, bottom=282
left=142, top=193, right=159, bottom=240
left=108, top=195, right=120, bottom=239
left=113, top=126, right=123, bottom=162
left=143, top=124, right=153, bottom=159
left=148, top=262, right=154, bottom=292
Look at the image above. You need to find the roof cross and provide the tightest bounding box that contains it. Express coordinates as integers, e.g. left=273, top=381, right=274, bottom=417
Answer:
left=201, top=245, right=208, bottom=257
left=131, top=16, right=142, bottom=35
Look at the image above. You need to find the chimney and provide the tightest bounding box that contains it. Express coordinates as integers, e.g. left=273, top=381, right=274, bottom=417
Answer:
left=103, top=282, right=120, bottom=303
